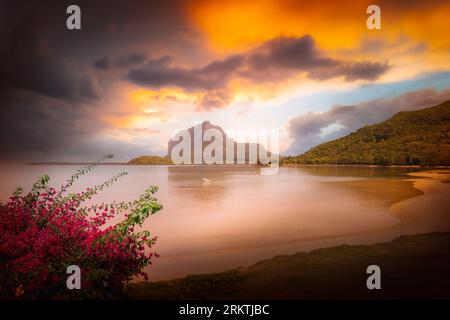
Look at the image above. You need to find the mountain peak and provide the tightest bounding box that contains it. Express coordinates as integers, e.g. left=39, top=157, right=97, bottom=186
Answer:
left=167, top=121, right=271, bottom=164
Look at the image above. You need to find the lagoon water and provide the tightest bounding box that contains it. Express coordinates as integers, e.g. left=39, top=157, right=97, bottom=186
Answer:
left=0, top=165, right=436, bottom=280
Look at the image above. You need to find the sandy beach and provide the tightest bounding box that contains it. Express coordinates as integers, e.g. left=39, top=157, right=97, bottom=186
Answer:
left=390, top=170, right=450, bottom=232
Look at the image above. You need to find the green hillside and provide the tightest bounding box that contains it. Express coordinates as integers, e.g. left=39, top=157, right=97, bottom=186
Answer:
left=128, top=155, right=173, bottom=165
left=283, top=101, right=450, bottom=165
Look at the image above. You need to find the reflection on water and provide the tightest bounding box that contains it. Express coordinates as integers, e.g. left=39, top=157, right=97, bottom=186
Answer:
left=0, top=164, right=441, bottom=280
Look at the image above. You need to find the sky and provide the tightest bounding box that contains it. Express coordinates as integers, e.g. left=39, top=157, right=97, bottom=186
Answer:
left=1, top=0, right=450, bottom=162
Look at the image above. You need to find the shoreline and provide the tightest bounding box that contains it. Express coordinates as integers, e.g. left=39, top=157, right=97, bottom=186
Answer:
left=389, top=170, right=450, bottom=231
left=23, top=162, right=450, bottom=168
left=281, top=163, right=450, bottom=169
left=406, top=170, right=450, bottom=181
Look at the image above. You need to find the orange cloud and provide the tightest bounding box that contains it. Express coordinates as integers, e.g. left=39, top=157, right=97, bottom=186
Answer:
left=187, top=0, right=450, bottom=53
left=116, top=1, right=450, bottom=118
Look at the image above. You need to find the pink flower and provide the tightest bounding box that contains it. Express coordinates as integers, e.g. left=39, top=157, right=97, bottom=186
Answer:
left=0, top=163, right=161, bottom=299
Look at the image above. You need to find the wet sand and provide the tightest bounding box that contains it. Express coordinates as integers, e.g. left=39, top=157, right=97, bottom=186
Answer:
left=390, top=170, right=450, bottom=231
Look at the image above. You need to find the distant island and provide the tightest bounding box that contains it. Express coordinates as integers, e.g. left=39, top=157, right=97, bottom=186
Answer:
left=130, top=121, right=274, bottom=165
left=283, top=100, right=450, bottom=166
left=128, top=155, right=173, bottom=165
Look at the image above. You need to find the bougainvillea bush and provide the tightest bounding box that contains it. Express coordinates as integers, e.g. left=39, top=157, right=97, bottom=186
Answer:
left=0, top=155, right=162, bottom=299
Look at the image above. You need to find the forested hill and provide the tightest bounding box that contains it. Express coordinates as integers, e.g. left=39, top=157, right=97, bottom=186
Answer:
left=283, top=101, right=450, bottom=165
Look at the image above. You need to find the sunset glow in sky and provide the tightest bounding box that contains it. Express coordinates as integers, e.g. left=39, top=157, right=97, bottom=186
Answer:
left=1, top=0, right=450, bottom=161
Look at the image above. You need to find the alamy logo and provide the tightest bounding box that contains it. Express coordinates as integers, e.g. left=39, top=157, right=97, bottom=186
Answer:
left=66, top=5, right=81, bottom=30
left=366, top=5, right=381, bottom=30
left=366, top=265, right=381, bottom=290
left=66, top=265, right=81, bottom=290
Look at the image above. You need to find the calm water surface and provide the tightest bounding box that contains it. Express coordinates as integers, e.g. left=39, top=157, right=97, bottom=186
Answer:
left=0, top=165, right=430, bottom=280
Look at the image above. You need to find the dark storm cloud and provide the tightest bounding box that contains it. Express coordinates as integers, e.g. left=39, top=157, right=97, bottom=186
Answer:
left=0, top=90, right=101, bottom=159
left=93, top=58, right=110, bottom=70
left=128, top=36, right=389, bottom=87
left=117, top=53, right=147, bottom=68
left=94, top=53, right=147, bottom=70
left=0, top=0, right=192, bottom=100
left=308, top=61, right=390, bottom=82
left=243, top=35, right=390, bottom=81
left=0, top=0, right=194, bottom=162
left=247, top=36, right=337, bottom=70
left=286, top=88, right=450, bottom=155
left=0, top=88, right=157, bottom=162
left=0, top=15, right=100, bottom=102
left=128, top=55, right=243, bottom=90
left=127, top=35, right=390, bottom=109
